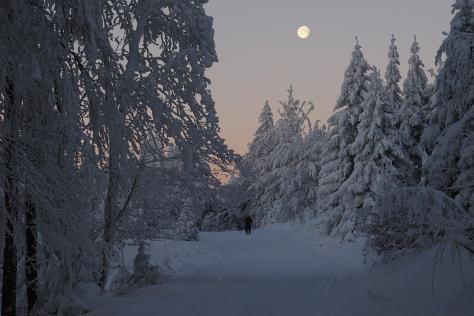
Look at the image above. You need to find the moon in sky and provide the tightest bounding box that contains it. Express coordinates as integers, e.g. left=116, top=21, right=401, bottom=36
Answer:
left=297, top=26, right=311, bottom=39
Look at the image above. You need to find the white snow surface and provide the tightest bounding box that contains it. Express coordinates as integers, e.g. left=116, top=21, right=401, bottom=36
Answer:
left=84, top=225, right=474, bottom=316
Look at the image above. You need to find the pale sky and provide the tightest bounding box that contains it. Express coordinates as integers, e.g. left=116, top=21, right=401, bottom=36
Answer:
left=205, top=0, right=453, bottom=154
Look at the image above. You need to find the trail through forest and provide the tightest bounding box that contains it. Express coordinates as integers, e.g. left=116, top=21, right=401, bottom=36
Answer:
left=85, top=226, right=474, bottom=316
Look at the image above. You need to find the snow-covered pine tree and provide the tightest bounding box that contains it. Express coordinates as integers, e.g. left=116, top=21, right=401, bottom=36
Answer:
left=245, top=101, right=276, bottom=222
left=248, top=101, right=275, bottom=162
left=272, top=113, right=323, bottom=224
left=261, top=86, right=314, bottom=224
left=423, top=0, right=474, bottom=213
left=400, top=36, right=432, bottom=183
left=300, top=122, right=327, bottom=221
left=317, top=38, right=370, bottom=233
left=385, top=34, right=403, bottom=118
left=340, top=67, right=412, bottom=237
left=315, top=118, right=345, bottom=234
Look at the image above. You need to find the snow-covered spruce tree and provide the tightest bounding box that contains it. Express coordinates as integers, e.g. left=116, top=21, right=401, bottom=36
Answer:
left=267, top=119, right=323, bottom=224
left=385, top=34, right=403, bottom=120
left=315, top=118, right=344, bottom=234
left=248, top=101, right=275, bottom=161
left=317, top=38, right=370, bottom=233
left=260, top=86, right=315, bottom=224
left=299, top=122, right=327, bottom=221
left=245, top=101, right=277, bottom=222
left=339, top=68, right=413, bottom=238
left=423, top=0, right=474, bottom=213
left=400, top=36, right=432, bottom=183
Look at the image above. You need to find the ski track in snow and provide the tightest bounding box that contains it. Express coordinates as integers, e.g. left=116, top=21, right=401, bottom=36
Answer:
left=85, top=226, right=474, bottom=316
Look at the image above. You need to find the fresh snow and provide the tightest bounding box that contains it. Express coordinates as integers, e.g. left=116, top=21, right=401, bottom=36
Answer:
left=83, top=225, right=474, bottom=316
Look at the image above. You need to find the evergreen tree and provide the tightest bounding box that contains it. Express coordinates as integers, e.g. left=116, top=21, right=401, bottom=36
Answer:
left=247, top=101, right=275, bottom=163
left=385, top=34, right=403, bottom=113
left=341, top=68, right=412, bottom=236
left=400, top=36, right=431, bottom=183
left=244, top=101, right=276, bottom=222
left=255, top=101, right=275, bottom=142
left=316, top=118, right=346, bottom=234
left=423, top=0, right=474, bottom=213
left=299, top=123, right=327, bottom=220
left=317, top=38, right=370, bottom=229
left=259, top=86, right=314, bottom=224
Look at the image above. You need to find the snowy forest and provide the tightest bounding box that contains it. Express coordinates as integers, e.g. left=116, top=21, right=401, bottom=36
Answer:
left=0, top=0, right=473, bottom=315
left=215, top=2, right=473, bottom=250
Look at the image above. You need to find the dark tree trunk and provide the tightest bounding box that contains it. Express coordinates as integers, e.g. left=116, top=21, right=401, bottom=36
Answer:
left=2, top=212, right=17, bottom=316
left=98, top=154, right=117, bottom=290
left=2, top=78, right=17, bottom=316
left=98, top=191, right=113, bottom=289
left=25, top=199, right=38, bottom=313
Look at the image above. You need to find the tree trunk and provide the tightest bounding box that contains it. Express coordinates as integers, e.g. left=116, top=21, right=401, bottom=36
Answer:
left=97, top=57, right=124, bottom=290
left=25, top=199, right=38, bottom=313
left=98, top=153, right=118, bottom=289
left=98, top=181, right=114, bottom=289
left=2, top=78, right=17, bottom=316
left=2, top=204, right=17, bottom=316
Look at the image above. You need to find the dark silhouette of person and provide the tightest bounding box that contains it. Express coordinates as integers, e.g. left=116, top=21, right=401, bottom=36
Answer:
left=244, top=215, right=253, bottom=235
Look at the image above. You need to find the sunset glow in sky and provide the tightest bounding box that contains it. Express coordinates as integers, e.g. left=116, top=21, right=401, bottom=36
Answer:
left=205, top=0, right=452, bottom=154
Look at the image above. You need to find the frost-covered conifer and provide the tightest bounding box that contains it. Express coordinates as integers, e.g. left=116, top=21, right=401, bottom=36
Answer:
left=385, top=34, right=403, bottom=113
left=423, top=0, right=474, bottom=213
left=317, top=38, right=370, bottom=228
left=247, top=101, right=275, bottom=164
left=261, top=87, right=314, bottom=223
left=299, top=123, right=327, bottom=220
left=254, top=101, right=275, bottom=145
left=400, top=36, right=431, bottom=182
left=244, top=101, right=277, bottom=222
left=339, top=68, right=412, bottom=237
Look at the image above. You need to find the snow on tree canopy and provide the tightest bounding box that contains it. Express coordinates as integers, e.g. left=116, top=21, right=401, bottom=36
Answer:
left=317, top=38, right=370, bottom=231
left=248, top=101, right=275, bottom=161
left=423, top=0, right=474, bottom=213
left=400, top=36, right=432, bottom=183
left=245, top=87, right=316, bottom=224
left=385, top=34, right=403, bottom=112
left=338, top=67, right=413, bottom=237
left=0, top=1, right=235, bottom=313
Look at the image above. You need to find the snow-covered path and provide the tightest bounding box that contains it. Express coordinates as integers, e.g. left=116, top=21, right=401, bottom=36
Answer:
left=154, top=227, right=353, bottom=316
left=85, top=226, right=474, bottom=316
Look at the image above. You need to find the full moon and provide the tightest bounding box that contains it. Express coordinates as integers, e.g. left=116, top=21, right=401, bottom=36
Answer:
left=297, top=26, right=311, bottom=39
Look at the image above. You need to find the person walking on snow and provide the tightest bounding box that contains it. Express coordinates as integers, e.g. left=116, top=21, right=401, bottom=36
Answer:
left=244, top=215, right=253, bottom=235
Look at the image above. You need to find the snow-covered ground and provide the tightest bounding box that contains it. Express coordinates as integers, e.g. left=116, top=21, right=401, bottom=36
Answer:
left=83, top=225, right=474, bottom=316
